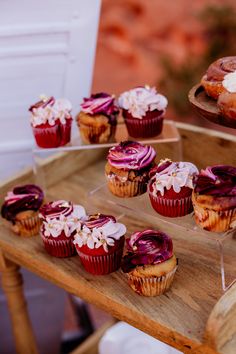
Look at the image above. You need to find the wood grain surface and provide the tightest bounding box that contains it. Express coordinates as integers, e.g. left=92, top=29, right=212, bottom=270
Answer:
left=188, top=84, right=236, bottom=129
left=204, top=282, right=236, bottom=354
left=0, top=124, right=236, bottom=354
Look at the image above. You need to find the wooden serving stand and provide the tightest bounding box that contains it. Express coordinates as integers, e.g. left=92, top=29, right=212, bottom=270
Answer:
left=0, top=122, right=236, bottom=354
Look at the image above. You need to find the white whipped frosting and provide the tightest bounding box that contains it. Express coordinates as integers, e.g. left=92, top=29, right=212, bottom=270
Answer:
left=151, top=160, right=199, bottom=197
left=30, top=97, right=72, bottom=127
left=222, top=71, right=236, bottom=93
left=73, top=220, right=126, bottom=253
left=43, top=205, right=86, bottom=238
left=118, top=85, right=168, bottom=119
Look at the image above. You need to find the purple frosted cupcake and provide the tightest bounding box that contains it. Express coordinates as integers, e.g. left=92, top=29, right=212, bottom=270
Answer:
left=122, top=229, right=177, bottom=296
left=118, top=86, right=168, bottom=138
left=74, top=213, right=126, bottom=275
left=1, top=184, right=44, bottom=237
left=39, top=200, right=86, bottom=257
left=105, top=141, right=156, bottom=197
left=192, top=165, right=236, bottom=232
left=77, top=93, right=119, bottom=144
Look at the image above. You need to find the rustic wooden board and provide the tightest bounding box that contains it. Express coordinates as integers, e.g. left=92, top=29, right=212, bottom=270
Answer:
left=0, top=124, right=236, bottom=354
left=188, top=84, right=236, bottom=129
left=0, top=160, right=236, bottom=354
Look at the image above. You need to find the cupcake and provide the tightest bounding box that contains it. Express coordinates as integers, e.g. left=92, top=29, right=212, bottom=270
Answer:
left=77, top=93, right=119, bottom=144
left=148, top=159, right=199, bottom=217
left=192, top=165, right=236, bottom=232
left=1, top=184, right=44, bottom=237
left=73, top=214, right=126, bottom=275
left=29, top=95, right=72, bottom=148
left=105, top=141, right=156, bottom=198
left=39, top=200, right=86, bottom=257
left=118, top=85, right=168, bottom=138
left=201, top=56, right=236, bottom=100
left=122, top=229, right=177, bottom=296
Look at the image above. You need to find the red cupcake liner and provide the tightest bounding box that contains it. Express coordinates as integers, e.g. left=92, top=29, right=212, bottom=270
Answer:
left=41, top=233, right=76, bottom=257
left=32, top=119, right=72, bottom=148
left=75, top=245, right=124, bottom=275
left=124, top=114, right=164, bottom=138
left=148, top=191, right=193, bottom=217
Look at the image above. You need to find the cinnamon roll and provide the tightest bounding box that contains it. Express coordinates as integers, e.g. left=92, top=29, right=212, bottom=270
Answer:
left=201, top=56, right=236, bottom=100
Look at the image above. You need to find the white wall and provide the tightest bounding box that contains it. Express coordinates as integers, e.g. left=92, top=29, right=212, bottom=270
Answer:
left=0, top=0, right=101, bottom=181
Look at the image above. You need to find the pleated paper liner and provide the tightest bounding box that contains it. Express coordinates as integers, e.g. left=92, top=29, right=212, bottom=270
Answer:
left=127, top=265, right=178, bottom=297
left=107, top=177, right=147, bottom=198
left=41, top=234, right=76, bottom=257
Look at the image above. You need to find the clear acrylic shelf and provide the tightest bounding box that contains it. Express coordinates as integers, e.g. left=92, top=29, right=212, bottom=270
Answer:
left=32, top=120, right=182, bottom=159
left=89, top=182, right=236, bottom=292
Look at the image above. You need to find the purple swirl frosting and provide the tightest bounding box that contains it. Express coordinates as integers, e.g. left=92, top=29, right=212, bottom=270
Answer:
left=83, top=214, right=116, bottom=229
left=107, top=141, right=156, bottom=170
left=39, top=200, right=73, bottom=220
left=122, top=229, right=173, bottom=273
left=80, top=93, right=119, bottom=124
left=29, top=96, right=55, bottom=112
left=1, top=184, right=44, bottom=222
left=194, top=165, right=236, bottom=197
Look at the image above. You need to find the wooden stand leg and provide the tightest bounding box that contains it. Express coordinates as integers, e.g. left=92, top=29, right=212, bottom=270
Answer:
left=0, top=252, right=39, bottom=354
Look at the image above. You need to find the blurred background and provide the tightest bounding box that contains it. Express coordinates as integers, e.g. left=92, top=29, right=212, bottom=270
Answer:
left=93, top=0, right=236, bottom=133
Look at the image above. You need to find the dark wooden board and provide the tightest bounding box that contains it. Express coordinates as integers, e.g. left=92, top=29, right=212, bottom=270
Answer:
left=188, top=84, right=236, bottom=129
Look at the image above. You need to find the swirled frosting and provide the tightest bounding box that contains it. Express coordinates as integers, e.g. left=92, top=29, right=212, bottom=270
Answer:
left=150, top=159, right=199, bottom=196
left=73, top=214, right=126, bottom=252
left=118, top=86, right=168, bottom=119
left=80, top=93, right=119, bottom=119
left=222, top=71, right=236, bottom=93
left=39, top=200, right=86, bottom=238
left=205, top=57, right=236, bottom=81
left=1, top=184, right=44, bottom=222
left=107, top=141, right=156, bottom=170
left=122, top=229, right=173, bottom=273
left=194, top=165, right=236, bottom=197
left=29, top=96, right=72, bottom=127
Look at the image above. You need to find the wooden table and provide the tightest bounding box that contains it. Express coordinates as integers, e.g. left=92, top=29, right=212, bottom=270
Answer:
left=0, top=123, right=236, bottom=354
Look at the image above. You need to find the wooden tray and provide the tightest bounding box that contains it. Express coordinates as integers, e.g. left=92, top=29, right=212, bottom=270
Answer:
left=0, top=124, right=236, bottom=354
left=188, top=84, right=236, bottom=129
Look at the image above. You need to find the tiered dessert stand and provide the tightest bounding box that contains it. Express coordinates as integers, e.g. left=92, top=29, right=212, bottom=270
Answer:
left=0, top=116, right=236, bottom=354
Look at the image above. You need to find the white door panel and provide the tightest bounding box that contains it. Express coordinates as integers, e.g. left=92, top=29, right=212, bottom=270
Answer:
left=0, top=0, right=101, bottom=180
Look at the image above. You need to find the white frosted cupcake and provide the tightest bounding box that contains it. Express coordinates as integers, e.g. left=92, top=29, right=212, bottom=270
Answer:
left=29, top=96, right=72, bottom=148
left=148, top=159, right=199, bottom=217
left=118, top=85, right=168, bottom=138
left=74, top=214, right=126, bottom=275
left=39, top=200, right=86, bottom=257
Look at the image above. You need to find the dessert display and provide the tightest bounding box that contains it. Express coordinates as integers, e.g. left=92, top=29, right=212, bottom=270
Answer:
left=39, top=200, right=86, bottom=257
left=148, top=159, right=199, bottom=217
left=118, top=85, right=168, bottom=138
left=1, top=184, right=44, bottom=237
left=73, top=213, right=126, bottom=275
left=189, top=57, right=236, bottom=129
left=77, top=93, right=119, bottom=144
left=192, top=165, right=236, bottom=232
left=105, top=141, right=156, bottom=197
left=30, top=96, right=72, bottom=148
left=201, top=56, right=236, bottom=100
left=122, top=229, right=177, bottom=296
